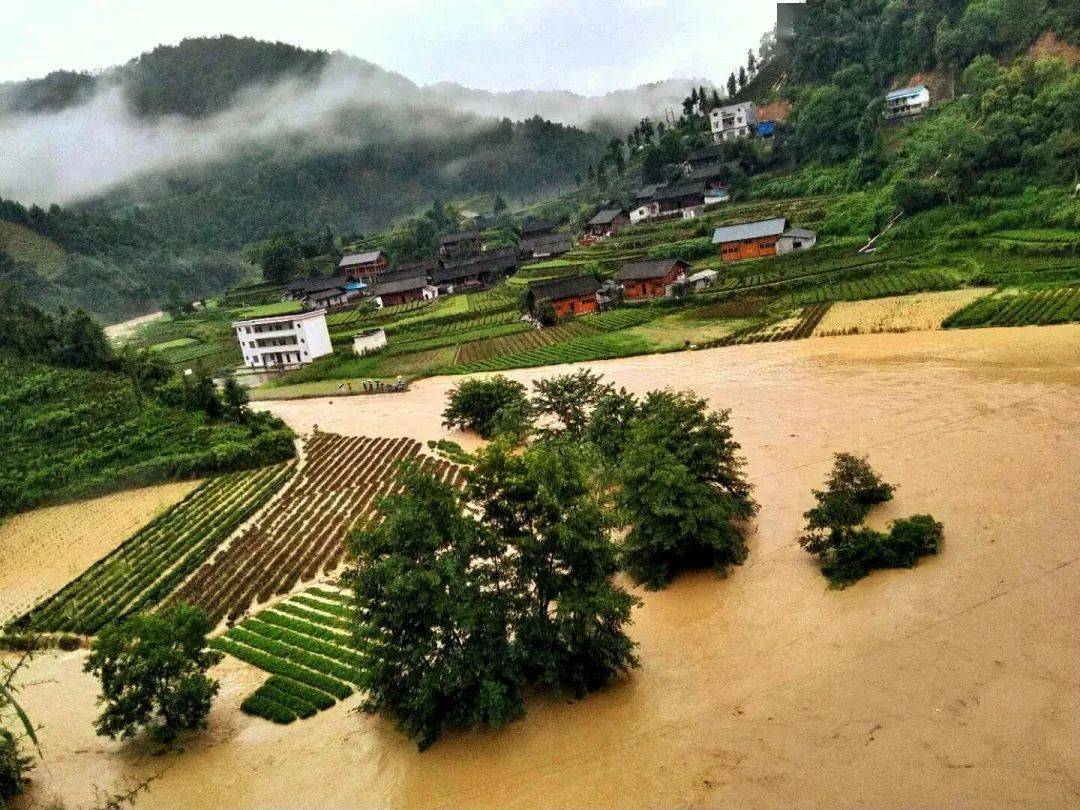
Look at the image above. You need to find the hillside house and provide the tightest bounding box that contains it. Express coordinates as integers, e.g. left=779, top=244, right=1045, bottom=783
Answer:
left=710, top=102, right=758, bottom=143
left=615, top=258, right=688, bottom=299
left=367, top=265, right=428, bottom=306
left=521, top=231, right=574, bottom=259
left=685, top=143, right=725, bottom=172
left=527, top=275, right=600, bottom=318
left=712, top=218, right=816, bottom=261
left=585, top=209, right=628, bottom=239
left=885, top=85, right=930, bottom=119
left=630, top=187, right=660, bottom=224
left=432, top=246, right=518, bottom=291
left=777, top=227, right=817, bottom=254
left=282, top=274, right=349, bottom=302
left=304, top=287, right=349, bottom=311
left=440, top=230, right=482, bottom=256
left=233, top=309, right=332, bottom=369
left=352, top=328, right=387, bottom=356
left=685, top=269, right=719, bottom=291
left=339, top=251, right=389, bottom=281
left=655, top=181, right=707, bottom=216
left=521, top=218, right=555, bottom=239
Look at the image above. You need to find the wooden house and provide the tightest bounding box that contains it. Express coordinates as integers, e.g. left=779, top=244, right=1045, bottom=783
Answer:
left=585, top=209, right=628, bottom=238
left=711, top=218, right=788, bottom=261
left=431, top=246, right=518, bottom=291
left=368, top=265, right=429, bottom=306
left=338, top=251, right=389, bottom=281
left=521, top=231, right=574, bottom=259
left=712, top=218, right=816, bottom=261
left=527, top=275, right=600, bottom=318
left=439, top=230, right=482, bottom=256
left=654, top=181, right=706, bottom=216
left=521, top=218, right=555, bottom=239
left=615, top=258, right=688, bottom=300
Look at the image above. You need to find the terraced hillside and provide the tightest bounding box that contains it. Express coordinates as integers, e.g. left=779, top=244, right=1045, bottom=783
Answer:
left=20, top=464, right=293, bottom=634
left=173, top=432, right=461, bottom=625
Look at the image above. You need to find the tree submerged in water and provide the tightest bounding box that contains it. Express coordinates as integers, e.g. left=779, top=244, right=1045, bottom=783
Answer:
left=799, top=453, right=943, bottom=587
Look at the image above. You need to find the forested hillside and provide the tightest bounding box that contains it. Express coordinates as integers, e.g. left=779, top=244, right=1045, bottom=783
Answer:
left=0, top=292, right=294, bottom=516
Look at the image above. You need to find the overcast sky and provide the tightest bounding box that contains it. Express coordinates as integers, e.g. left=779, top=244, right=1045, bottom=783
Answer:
left=4, top=0, right=779, bottom=94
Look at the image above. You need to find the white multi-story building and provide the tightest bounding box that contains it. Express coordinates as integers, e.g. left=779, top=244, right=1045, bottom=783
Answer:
left=710, top=102, right=758, bottom=143
left=884, top=85, right=930, bottom=118
left=233, top=309, right=333, bottom=369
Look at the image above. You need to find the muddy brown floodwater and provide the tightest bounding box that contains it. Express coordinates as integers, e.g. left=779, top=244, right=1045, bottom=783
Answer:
left=9, top=326, right=1080, bottom=809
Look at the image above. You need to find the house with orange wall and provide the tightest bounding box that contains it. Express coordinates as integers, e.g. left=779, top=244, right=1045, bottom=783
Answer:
left=526, top=275, right=600, bottom=319
left=615, top=258, right=688, bottom=300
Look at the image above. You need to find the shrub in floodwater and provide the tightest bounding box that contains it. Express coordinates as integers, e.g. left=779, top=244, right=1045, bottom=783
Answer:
left=799, top=454, right=942, bottom=587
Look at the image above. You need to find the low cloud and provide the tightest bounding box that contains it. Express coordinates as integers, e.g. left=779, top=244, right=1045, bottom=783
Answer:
left=0, top=54, right=699, bottom=206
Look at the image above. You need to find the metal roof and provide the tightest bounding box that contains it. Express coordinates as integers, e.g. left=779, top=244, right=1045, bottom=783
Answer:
left=338, top=251, right=384, bottom=267
left=712, top=217, right=788, bottom=244
left=615, top=258, right=687, bottom=281
left=886, top=84, right=927, bottom=100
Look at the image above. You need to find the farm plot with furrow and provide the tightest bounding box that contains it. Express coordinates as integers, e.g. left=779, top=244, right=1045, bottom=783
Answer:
left=211, top=587, right=366, bottom=724
left=174, top=433, right=461, bottom=626
left=20, top=464, right=293, bottom=634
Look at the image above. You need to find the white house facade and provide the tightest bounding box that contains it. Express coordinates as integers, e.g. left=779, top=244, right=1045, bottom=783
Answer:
left=710, top=102, right=758, bottom=143
left=885, top=85, right=930, bottom=118
left=352, top=328, right=387, bottom=356
left=233, top=309, right=333, bottom=369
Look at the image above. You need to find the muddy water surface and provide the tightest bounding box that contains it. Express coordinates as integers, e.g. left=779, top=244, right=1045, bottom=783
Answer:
left=11, top=326, right=1080, bottom=809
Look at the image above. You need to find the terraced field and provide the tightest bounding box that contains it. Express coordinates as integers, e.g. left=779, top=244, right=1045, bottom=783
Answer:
left=453, top=329, right=656, bottom=373
left=455, top=322, right=593, bottom=365
left=783, top=269, right=959, bottom=306
left=173, top=433, right=460, bottom=625
left=211, top=587, right=366, bottom=723
left=21, top=465, right=293, bottom=634
left=943, top=286, right=1080, bottom=328
left=709, top=304, right=833, bottom=347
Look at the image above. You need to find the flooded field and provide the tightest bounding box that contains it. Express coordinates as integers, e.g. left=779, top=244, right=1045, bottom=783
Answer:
left=9, top=325, right=1080, bottom=809
left=0, top=481, right=201, bottom=622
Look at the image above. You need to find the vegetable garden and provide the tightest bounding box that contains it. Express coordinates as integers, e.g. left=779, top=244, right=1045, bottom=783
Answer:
left=943, top=286, right=1080, bottom=329
left=21, top=464, right=293, bottom=634
left=173, top=433, right=461, bottom=625
left=211, top=587, right=367, bottom=723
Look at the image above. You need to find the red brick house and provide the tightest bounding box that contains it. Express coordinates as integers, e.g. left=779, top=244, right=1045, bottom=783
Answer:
left=339, top=250, right=389, bottom=281
left=615, top=258, right=688, bottom=299
left=527, top=275, right=600, bottom=319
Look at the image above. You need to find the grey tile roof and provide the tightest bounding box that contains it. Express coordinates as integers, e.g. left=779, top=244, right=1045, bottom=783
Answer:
left=339, top=251, right=384, bottom=267
left=711, top=217, right=788, bottom=244
left=528, top=275, right=600, bottom=302
left=522, top=231, right=574, bottom=255
left=615, top=258, right=687, bottom=281
left=285, top=274, right=349, bottom=293
left=587, top=209, right=625, bottom=226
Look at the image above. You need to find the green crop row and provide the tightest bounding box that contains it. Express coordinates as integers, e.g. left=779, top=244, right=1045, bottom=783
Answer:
left=582, top=308, right=658, bottom=332
left=291, top=594, right=356, bottom=620
left=452, top=329, right=656, bottom=374
left=258, top=610, right=354, bottom=646
left=242, top=618, right=370, bottom=669
left=783, top=269, right=958, bottom=307
left=306, top=587, right=355, bottom=605
left=226, top=627, right=365, bottom=686
left=211, top=636, right=353, bottom=700
left=275, top=601, right=354, bottom=632
left=943, top=287, right=1080, bottom=328
left=24, top=464, right=293, bottom=633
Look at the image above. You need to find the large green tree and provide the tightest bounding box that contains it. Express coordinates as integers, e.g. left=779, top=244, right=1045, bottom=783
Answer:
left=349, top=464, right=521, bottom=750
left=616, top=391, right=757, bottom=589
left=84, top=604, right=222, bottom=743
